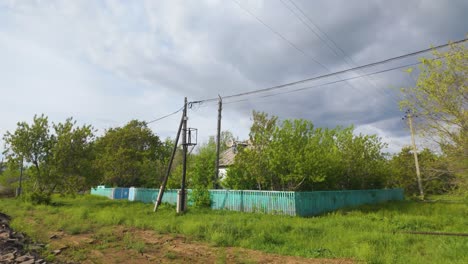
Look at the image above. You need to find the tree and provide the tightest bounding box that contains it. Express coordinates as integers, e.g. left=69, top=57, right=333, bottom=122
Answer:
left=230, top=111, right=278, bottom=190
left=400, top=43, right=467, bottom=187
left=94, top=120, right=163, bottom=187
left=49, top=118, right=98, bottom=193
left=189, top=137, right=216, bottom=188
left=334, top=128, right=389, bottom=190
left=389, top=147, right=456, bottom=196
left=2, top=115, right=97, bottom=202
left=3, top=114, right=54, bottom=194
left=225, top=111, right=390, bottom=191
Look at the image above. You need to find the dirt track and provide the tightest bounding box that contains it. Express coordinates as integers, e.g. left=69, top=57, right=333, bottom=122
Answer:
left=1, top=212, right=353, bottom=263
left=49, top=226, right=353, bottom=264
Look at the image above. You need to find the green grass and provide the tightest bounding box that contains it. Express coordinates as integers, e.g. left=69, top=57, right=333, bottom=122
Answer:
left=1, top=194, right=467, bottom=263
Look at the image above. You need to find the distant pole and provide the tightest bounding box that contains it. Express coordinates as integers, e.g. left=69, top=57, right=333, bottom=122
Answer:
left=214, top=95, right=222, bottom=189
left=407, top=112, right=424, bottom=200
left=154, top=109, right=184, bottom=212
left=179, top=97, right=188, bottom=213
left=17, top=156, right=23, bottom=197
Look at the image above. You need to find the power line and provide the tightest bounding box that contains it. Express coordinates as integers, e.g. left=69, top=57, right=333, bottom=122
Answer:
left=194, top=38, right=467, bottom=104
left=232, top=0, right=380, bottom=112
left=147, top=106, right=184, bottom=124
left=222, top=60, right=423, bottom=105
left=231, top=0, right=328, bottom=70
left=281, top=0, right=401, bottom=104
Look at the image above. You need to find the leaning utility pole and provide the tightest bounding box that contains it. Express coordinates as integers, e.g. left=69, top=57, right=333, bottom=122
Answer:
left=214, top=95, right=222, bottom=189
left=177, top=97, right=189, bottom=213
left=154, top=110, right=184, bottom=212
left=405, top=111, right=424, bottom=199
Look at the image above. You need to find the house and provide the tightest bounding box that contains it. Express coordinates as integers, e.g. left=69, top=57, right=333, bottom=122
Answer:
left=218, top=141, right=250, bottom=181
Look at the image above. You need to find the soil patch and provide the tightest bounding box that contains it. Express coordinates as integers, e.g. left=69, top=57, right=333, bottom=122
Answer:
left=50, top=226, right=354, bottom=264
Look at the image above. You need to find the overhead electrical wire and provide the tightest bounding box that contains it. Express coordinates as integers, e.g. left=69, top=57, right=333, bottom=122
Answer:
left=232, top=0, right=402, bottom=116
left=193, top=37, right=467, bottom=104
left=222, top=60, right=423, bottom=105
left=281, top=0, right=401, bottom=104
left=231, top=0, right=328, bottom=70
left=146, top=105, right=184, bottom=124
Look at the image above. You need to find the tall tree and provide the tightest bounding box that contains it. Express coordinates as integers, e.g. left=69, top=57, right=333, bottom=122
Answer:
left=225, top=112, right=390, bottom=191
left=3, top=114, right=54, bottom=193
left=94, top=120, right=163, bottom=187
left=3, top=115, right=97, bottom=201
left=389, top=147, right=456, bottom=195
left=50, top=118, right=97, bottom=193
left=400, top=43, right=467, bottom=187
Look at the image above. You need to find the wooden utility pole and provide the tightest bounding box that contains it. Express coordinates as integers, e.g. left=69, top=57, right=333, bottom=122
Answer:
left=178, top=97, right=188, bottom=213
left=407, top=112, right=424, bottom=199
left=154, top=105, right=185, bottom=212
left=18, top=157, right=23, bottom=197
left=214, top=95, right=222, bottom=189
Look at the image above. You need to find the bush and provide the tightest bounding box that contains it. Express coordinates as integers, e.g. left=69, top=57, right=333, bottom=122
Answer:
left=190, top=188, right=211, bottom=208
left=28, top=192, right=52, bottom=205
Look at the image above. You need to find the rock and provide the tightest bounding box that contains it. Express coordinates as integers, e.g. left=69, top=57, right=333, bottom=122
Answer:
left=52, top=249, right=62, bottom=255
left=35, top=259, right=45, bottom=264
left=0, top=232, right=10, bottom=239
left=1, top=252, right=15, bottom=261
left=16, top=254, right=32, bottom=262
left=49, top=234, right=58, bottom=239
left=20, top=259, right=35, bottom=264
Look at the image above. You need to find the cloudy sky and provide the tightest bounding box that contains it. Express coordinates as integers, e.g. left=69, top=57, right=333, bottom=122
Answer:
left=1, top=0, right=467, bottom=154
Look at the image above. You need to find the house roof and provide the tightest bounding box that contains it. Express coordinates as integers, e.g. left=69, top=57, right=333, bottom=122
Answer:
left=219, top=147, right=236, bottom=167
left=219, top=141, right=251, bottom=167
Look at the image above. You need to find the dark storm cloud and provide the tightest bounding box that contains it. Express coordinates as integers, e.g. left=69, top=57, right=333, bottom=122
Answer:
left=1, top=0, right=466, bottom=153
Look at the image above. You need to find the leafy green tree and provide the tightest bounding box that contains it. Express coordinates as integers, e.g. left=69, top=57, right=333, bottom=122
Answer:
left=225, top=111, right=391, bottom=191
left=401, top=43, right=467, bottom=187
left=226, top=112, right=278, bottom=190
left=3, top=115, right=98, bottom=202
left=334, top=128, right=389, bottom=190
left=3, top=114, right=54, bottom=194
left=49, top=118, right=98, bottom=193
left=389, top=147, right=456, bottom=196
left=94, top=120, right=163, bottom=187
left=189, top=137, right=216, bottom=188
left=268, top=119, right=315, bottom=190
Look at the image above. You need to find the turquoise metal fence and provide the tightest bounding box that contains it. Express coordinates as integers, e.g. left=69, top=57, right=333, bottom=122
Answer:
left=90, top=187, right=114, bottom=199
left=127, top=188, right=180, bottom=204
left=210, top=190, right=296, bottom=215
left=91, top=187, right=403, bottom=217
left=294, top=189, right=404, bottom=216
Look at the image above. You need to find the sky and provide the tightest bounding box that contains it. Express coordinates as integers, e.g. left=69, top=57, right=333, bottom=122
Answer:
left=0, top=0, right=467, bottom=155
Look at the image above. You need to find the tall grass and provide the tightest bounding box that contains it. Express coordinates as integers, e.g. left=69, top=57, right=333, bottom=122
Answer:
left=1, top=194, right=467, bottom=263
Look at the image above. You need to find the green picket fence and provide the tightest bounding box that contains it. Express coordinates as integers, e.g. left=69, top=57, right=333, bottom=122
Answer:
left=91, top=187, right=403, bottom=217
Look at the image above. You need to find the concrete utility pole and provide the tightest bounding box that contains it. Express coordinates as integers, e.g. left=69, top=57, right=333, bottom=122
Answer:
left=153, top=110, right=184, bottom=212
left=406, top=112, right=424, bottom=200
left=177, top=97, right=188, bottom=213
left=214, top=95, right=222, bottom=189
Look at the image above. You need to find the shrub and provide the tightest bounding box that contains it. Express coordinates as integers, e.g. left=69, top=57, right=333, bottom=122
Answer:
left=28, top=192, right=52, bottom=205
left=190, top=188, right=211, bottom=208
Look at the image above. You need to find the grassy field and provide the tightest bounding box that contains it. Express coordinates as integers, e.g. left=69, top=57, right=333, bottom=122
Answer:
left=1, top=194, right=467, bottom=263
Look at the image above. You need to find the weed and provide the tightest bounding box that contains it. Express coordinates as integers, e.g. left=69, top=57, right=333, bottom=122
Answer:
left=165, top=251, right=178, bottom=260
left=1, top=193, right=467, bottom=264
